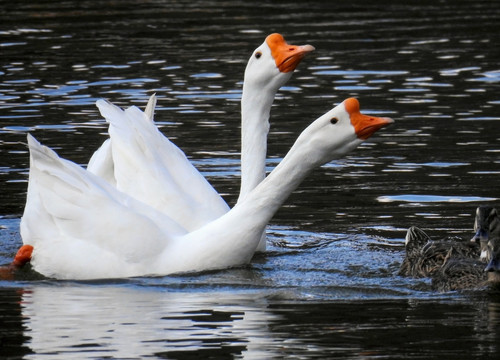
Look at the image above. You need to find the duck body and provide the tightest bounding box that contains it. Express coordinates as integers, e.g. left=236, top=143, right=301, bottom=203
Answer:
left=398, top=226, right=479, bottom=278
left=431, top=234, right=500, bottom=292
left=21, top=98, right=393, bottom=280
left=400, top=206, right=500, bottom=291
left=431, top=257, right=487, bottom=292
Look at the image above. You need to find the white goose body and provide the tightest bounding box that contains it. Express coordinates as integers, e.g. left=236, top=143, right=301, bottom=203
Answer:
left=21, top=98, right=392, bottom=279
left=86, top=34, right=314, bottom=236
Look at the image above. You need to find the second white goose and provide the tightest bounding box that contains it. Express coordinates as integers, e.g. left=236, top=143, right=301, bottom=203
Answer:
left=86, top=34, right=314, bottom=245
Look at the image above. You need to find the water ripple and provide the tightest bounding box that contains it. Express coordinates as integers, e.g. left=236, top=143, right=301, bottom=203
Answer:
left=313, top=70, right=409, bottom=76
left=377, top=195, right=497, bottom=203
left=1, top=1, right=500, bottom=358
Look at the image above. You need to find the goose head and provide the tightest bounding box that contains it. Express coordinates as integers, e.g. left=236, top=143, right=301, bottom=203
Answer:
left=243, top=33, right=315, bottom=94
left=292, top=98, right=393, bottom=166
left=471, top=205, right=500, bottom=262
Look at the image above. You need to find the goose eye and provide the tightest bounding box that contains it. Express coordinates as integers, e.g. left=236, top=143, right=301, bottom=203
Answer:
left=255, top=51, right=262, bottom=59
left=330, top=117, right=339, bottom=124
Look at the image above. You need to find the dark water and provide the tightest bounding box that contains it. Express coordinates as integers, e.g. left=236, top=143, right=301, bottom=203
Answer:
left=1, top=0, right=500, bottom=358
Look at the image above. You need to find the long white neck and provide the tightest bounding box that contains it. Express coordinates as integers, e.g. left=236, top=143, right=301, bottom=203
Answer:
left=173, top=135, right=319, bottom=271
left=239, top=136, right=318, bottom=222
left=237, top=82, right=275, bottom=203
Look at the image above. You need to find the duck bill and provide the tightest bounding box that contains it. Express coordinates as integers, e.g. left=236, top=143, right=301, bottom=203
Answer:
left=351, top=112, right=394, bottom=140
left=485, top=257, right=500, bottom=273
left=266, top=33, right=315, bottom=73
left=471, top=228, right=487, bottom=243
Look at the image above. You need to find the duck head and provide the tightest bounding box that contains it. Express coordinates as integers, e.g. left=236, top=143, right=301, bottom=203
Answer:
left=472, top=206, right=500, bottom=262
left=483, top=208, right=500, bottom=284
left=484, top=231, right=500, bottom=281
left=404, top=226, right=431, bottom=254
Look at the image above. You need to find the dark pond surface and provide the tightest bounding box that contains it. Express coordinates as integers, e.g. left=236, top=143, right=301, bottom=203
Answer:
left=1, top=0, right=500, bottom=358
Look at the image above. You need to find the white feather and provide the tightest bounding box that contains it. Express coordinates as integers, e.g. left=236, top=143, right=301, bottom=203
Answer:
left=21, top=99, right=392, bottom=279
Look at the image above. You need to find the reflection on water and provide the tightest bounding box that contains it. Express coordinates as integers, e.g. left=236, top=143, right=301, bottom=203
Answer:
left=0, top=285, right=498, bottom=359
left=1, top=0, right=500, bottom=358
left=378, top=195, right=498, bottom=204
left=20, top=286, right=278, bottom=359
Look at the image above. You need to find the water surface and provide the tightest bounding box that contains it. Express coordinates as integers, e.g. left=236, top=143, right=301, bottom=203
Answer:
left=1, top=0, right=500, bottom=358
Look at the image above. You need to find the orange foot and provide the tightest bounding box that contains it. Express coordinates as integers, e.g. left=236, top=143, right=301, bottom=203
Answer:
left=0, top=244, right=34, bottom=280
left=12, top=244, right=34, bottom=267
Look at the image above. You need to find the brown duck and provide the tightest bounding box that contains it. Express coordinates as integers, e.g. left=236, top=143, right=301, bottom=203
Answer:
left=432, top=223, right=500, bottom=292
left=398, top=226, right=479, bottom=278
left=400, top=206, right=500, bottom=291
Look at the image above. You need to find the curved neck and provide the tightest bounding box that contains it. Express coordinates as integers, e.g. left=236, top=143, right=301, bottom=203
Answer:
left=184, top=137, right=317, bottom=256
left=237, top=83, right=275, bottom=203
left=240, top=138, right=315, bottom=220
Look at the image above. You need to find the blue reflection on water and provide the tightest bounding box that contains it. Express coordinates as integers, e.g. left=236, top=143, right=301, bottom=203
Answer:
left=377, top=194, right=497, bottom=203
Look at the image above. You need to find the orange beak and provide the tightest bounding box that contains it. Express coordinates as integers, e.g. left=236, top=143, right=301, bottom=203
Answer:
left=266, top=33, right=315, bottom=73
left=344, top=98, right=394, bottom=140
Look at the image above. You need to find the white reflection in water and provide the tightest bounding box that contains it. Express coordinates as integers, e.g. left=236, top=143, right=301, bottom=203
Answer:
left=21, top=285, right=282, bottom=359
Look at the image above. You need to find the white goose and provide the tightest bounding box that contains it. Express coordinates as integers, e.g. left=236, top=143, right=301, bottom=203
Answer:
left=20, top=98, right=392, bottom=280
left=85, top=34, right=314, bottom=251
